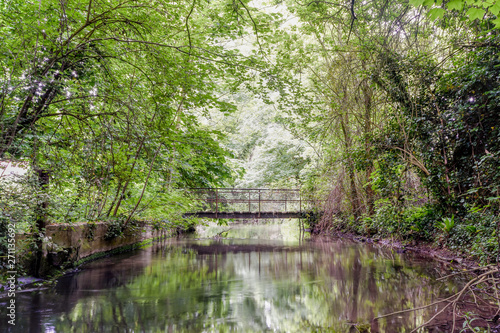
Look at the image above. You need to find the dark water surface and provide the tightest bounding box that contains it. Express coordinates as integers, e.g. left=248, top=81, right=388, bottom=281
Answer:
left=1, top=222, right=461, bottom=332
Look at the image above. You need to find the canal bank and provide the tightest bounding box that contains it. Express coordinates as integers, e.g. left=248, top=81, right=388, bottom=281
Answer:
left=11, top=220, right=175, bottom=281
left=327, top=231, right=476, bottom=268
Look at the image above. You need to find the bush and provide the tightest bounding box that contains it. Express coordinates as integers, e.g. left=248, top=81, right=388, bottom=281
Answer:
left=300, top=209, right=322, bottom=232
left=104, top=217, right=126, bottom=240
left=368, top=198, right=400, bottom=236
left=403, top=205, right=441, bottom=241
left=447, top=210, right=498, bottom=264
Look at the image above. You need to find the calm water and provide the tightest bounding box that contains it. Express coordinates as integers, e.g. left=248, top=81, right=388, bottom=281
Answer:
left=1, top=222, right=461, bottom=332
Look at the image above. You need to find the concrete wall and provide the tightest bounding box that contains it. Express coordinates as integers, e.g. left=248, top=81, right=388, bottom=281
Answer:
left=41, top=221, right=155, bottom=267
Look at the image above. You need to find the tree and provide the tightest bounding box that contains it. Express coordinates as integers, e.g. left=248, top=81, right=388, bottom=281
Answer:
left=0, top=0, right=274, bottom=235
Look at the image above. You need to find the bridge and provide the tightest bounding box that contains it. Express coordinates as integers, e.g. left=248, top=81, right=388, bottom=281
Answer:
left=184, top=188, right=309, bottom=219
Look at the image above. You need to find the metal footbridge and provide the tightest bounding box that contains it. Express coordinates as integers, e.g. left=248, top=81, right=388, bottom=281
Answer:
left=184, top=188, right=308, bottom=219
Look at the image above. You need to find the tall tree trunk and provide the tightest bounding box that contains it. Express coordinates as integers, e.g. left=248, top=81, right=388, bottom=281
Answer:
left=361, top=73, right=375, bottom=216
left=105, top=182, right=122, bottom=218
left=340, top=112, right=361, bottom=219
left=124, top=144, right=161, bottom=226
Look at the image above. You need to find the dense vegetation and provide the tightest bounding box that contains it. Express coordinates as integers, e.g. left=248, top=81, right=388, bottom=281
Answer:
left=248, top=0, right=500, bottom=266
left=1, top=0, right=499, bottom=275
left=0, top=0, right=267, bottom=247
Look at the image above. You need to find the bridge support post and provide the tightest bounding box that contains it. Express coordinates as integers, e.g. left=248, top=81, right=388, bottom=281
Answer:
left=258, top=190, right=261, bottom=219
left=299, top=193, right=303, bottom=232
left=284, top=193, right=287, bottom=212
left=299, top=194, right=302, bottom=216
left=215, top=188, right=218, bottom=219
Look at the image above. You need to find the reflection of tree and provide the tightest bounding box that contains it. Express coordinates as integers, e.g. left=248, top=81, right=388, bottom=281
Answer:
left=32, top=240, right=464, bottom=332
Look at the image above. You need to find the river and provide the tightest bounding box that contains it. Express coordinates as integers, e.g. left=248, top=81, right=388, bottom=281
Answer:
left=1, top=221, right=463, bottom=332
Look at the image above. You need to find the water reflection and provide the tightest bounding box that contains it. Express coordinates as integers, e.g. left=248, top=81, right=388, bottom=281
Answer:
left=1, top=223, right=460, bottom=332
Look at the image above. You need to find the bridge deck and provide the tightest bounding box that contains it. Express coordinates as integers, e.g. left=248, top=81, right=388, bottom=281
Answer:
left=184, top=212, right=302, bottom=219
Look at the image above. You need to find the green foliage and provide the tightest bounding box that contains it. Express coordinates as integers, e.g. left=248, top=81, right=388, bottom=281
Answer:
left=300, top=209, right=322, bottom=231
left=460, top=312, right=489, bottom=332
left=0, top=0, right=278, bottom=247
left=404, top=206, right=442, bottom=241
left=365, top=31, right=500, bottom=261
left=264, top=0, right=500, bottom=265
left=0, top=0, right=498, bottom=278
left=370, top=155, right=405, bottom=201
left=372, top=30, right=500, bottom=212
left=437, top=215, right=455, bottom=235
left=410, top=0, right=500, bottom=28
left=86, top=222, right=96, bottom=242
left=104, top=217, right=144, bottom=240
left=0, top=0, right=291, bottom=280
left=104, top=218, right=126, bottom=241
left=447, top=209, right=498, bottom=263
left=367, top=198, right=400, bottom=235
left=0, top=168, right=42, bottom=265
left=205, top=92, right=313, bottom=189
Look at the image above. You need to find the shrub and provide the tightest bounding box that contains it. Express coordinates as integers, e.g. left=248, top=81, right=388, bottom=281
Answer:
left=447, top=210, right=498, bottom=264
left=403, top=205, right=441, bottom=241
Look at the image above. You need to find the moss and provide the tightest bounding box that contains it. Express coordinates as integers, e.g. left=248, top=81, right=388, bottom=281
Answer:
left=71, top=237, right=154, bottom=268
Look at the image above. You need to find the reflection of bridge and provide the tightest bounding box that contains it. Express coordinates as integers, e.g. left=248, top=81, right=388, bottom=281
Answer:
left=184, top=188, right=308, bottom=219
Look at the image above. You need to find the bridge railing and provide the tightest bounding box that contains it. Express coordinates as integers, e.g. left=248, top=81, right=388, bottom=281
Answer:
left=186, top=188, right=310, bottom=218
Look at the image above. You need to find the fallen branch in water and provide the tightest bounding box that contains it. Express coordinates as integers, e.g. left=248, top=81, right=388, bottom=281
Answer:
left=436, top=264, right=496, bottom=281
left=373, top=266, right=500, bottom=332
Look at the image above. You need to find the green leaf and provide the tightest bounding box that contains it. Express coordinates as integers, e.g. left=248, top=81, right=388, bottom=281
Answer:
left=466, top=7, right=486, bottom=20
left=488, top=3, right=500, bottom=15
left=446, top=0, right=464, bottom=11
left=423, top=0, right=436, bottom=6
left=492, top=17, right=500, bottom=28
left=409, top=0, right=425, bottom=6
left=428, top=7, right=446, bottom=20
